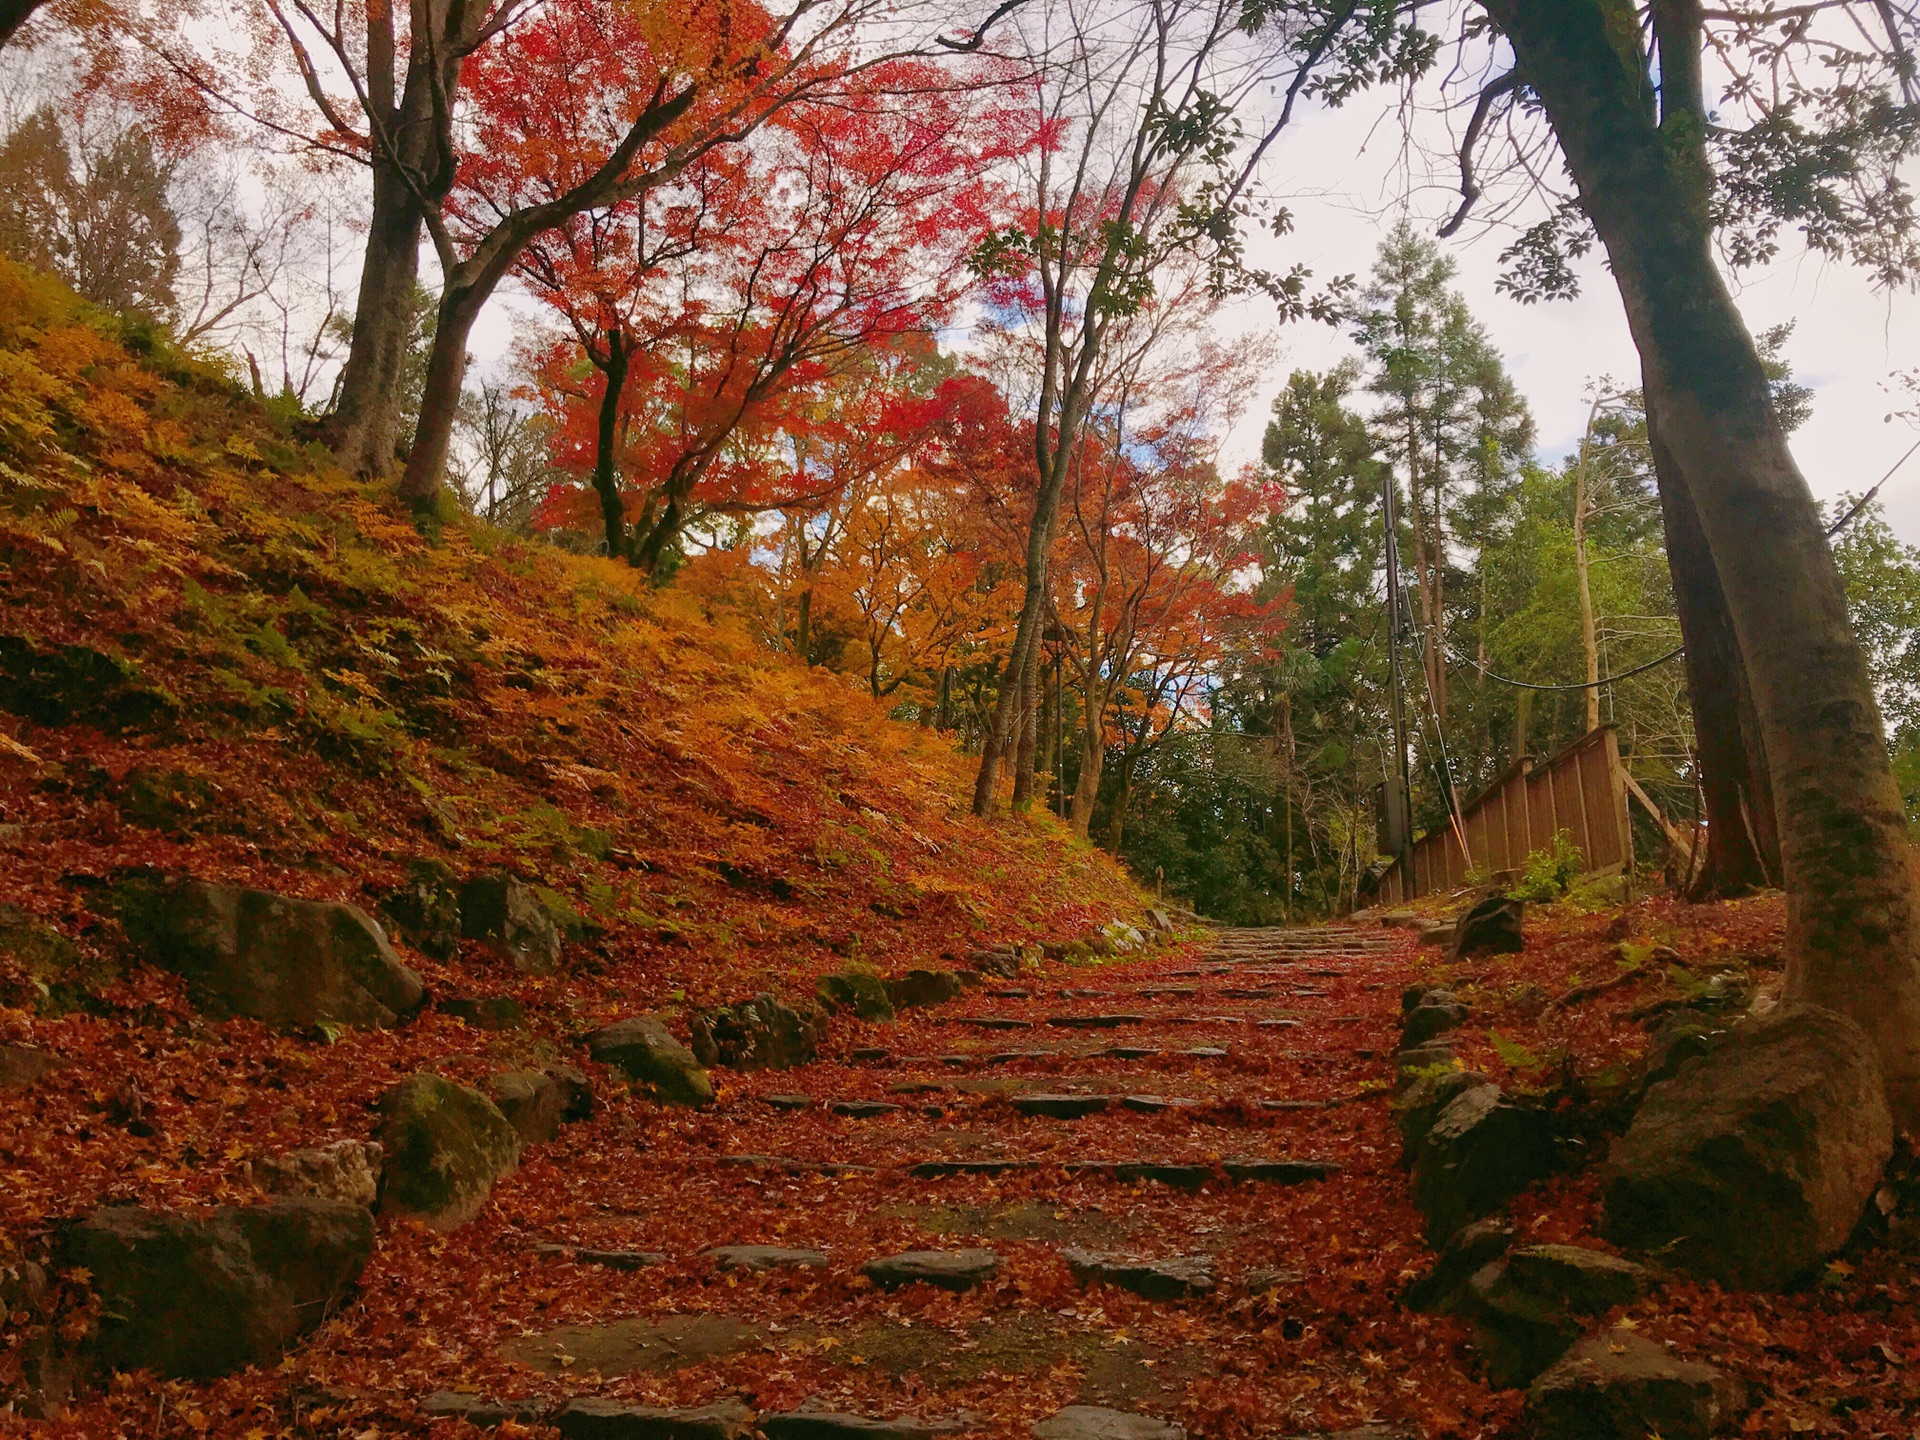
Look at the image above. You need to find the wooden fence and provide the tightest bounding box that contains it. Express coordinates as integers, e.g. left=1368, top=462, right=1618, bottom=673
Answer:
left=1375, top=725, right=1632, bottom=904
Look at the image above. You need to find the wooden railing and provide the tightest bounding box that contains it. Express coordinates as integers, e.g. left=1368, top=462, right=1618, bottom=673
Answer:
left=1376, top=725, right=1632, bottom=904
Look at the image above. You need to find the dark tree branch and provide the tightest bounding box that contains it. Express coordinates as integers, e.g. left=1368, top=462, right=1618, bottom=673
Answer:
left=1438, top=69, right=1523, bottom=237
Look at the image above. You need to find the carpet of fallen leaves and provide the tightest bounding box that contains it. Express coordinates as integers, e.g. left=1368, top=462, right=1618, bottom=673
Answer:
left=5, top=258, right=1920, bottom=1439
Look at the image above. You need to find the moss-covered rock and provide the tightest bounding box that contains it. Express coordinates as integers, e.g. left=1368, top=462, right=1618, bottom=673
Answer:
left=817, top=966, right=895, bottom=1021
left=690, top=993, right=827, bottom=1069
left=458, top=871, right=562, bottom=974
left=588, top=1016, right=713, bottom=1106
left=116, top=876, right=425, bottom=1031
left=380, top=857, right=463, bottom=959
left=375, top=1073, right=522, bottom=1229
left=59, top=1198, right=374, bottom=1380
left=884, top=968, right=964, bottom=1009
left=0, top=903, right=118, bottom=1016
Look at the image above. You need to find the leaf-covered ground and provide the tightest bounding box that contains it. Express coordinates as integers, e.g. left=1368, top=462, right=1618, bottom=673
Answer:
left=5, top=259, right=1920, bottom=1439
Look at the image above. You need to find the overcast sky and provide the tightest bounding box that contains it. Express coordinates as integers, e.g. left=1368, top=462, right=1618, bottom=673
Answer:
left=1203, top=85, right=1920, bottom=544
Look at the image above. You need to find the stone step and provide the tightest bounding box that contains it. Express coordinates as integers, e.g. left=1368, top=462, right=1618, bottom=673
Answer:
left=863, top=1249, right=1000, bottom=1291
left=1061, top=1248, right=1215, bottom=1299
left=704, top=1245, right=829, bottom=1272
left=533, top=1243, right=668, bottom=1272
left=1046, top=1014, right=1149, bottom=1029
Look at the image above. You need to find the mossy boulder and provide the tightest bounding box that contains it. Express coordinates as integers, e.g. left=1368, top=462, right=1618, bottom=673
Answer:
left=486, top=1067, right=588, bottom=1145
left=885, top=968, right=964, bottom=1009
left=588, top=1016, right=713, bottom=1106
left=458, top=871, right=562, bottom=974
left=817, top=967, right=895, bottom=1021
left=690, top=993, right=827, bottom=1069
left=59, top=1198, right=374, bottom=1380
left=0, top=635, right=177, bottom=734
left=380, top=858, right=463, bottom=960
left=0, top=903, right=118, bottom=1016
left=375, top=1074, right=522, bottom=1229
left=116, top=876, right=425, bottom=1031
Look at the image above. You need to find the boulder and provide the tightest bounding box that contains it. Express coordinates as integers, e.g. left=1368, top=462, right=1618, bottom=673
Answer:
left=689, top=993, right=827, bottom=1070
left=375, top=1073, right=522, bottom=1228
left=1460, top=1245, right=1653, bottom=1387
left=439, top=994, right=528, bottom=1030
left=60, top=1198, right=374, bottom=1379
left=0, top=1042, right=60, bottom=1089
left=862, top=1249, right=999, bottom=1292
left=253, top=1139, right=384, bottom=1208
left=543, top=1062, right=595, bottom=1121
left=116, top=877, right=425, bottom=1031
left=1401, top=997, right=1469, bottom=1048
left=588, top=1016, right=714, bottom=1106
left=487, top=1068, right=570, bottom=1145
left=963, top=948, right=1022, bottom=979
left=1033, top=1408, right=1185, bottom=1440
left=378, top=858, right=462, bottom=959
left=552, top=1397, right=757, bottom=1438
left=1400, top=1215, right=1513, bottom=1313
left=817, top=967, right=896, bottom=1021
left=1526, top=1328, right=1743, bottom=1440
left=458, top=872, right=562, bottom=974
left=885, top=968, right=965, bottom=1009
left=1410, top=1082, right=1558, bottom=1244
left=1603, top=1005, right=1893, bottom=1289
left=1394, top=1069, right=1488, bottom=1155
left=1448, top=894, right=1525, bottom=960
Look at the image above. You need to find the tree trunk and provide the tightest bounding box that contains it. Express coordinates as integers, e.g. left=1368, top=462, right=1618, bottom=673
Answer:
left=1488, top=0, right=1920, bottom=1121
left=1105, top=754, right=1134, bottom=849
left=1069, top=693, right=1104, bottom=838
left=1647, top=401, right=1781, bottom=895
left=396, top=282, right=482, bottom=507
left=592, top=332, right=631, bottom=558
left=1011, top=658, right=1039, bottom=810
left=1572, top=436, right=1602, bottom=733
left=320, top=161, right=423, bottom=477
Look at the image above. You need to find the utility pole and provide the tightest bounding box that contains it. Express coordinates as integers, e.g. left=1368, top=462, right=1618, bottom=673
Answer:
left=1381, top=467, right=1416, bottom=888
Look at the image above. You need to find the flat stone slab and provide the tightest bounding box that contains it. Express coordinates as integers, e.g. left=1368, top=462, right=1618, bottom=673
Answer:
left=1256, top=1020, right=1302, bottom=1030
left=551, top=1396, right=756, bottom=1438
left=1221, top=1157, right=1340, bottom=1184
left=1120, top=1096, right=1199, bottom=1113
left=1099, top=1047, right=1161, bottom=1060
left=423, top=1392, right=549, bottom=1426
left=720, top=1154, right=878, bottom=1176
left=831, top=1100, right=904, bottom=1118
left=987, top=988, right=1032, bottom=999
left=1068, top=1161, right=1213, bottom=1188
left=863, top=1249, right=1000, bottom=1291
left=1135, top=987, right=1197, bottom=998
left=906, top=1159, right=1040, bottom=1178
left=1049, top=1015, right=1148, bottom=1029
left=704, top=1245, right=830, bottom=1272
left=1182, top=1048, right=1230, bottom=1059
left=762, top=1413, right=966, bottom=1439
left=534, top=1244, right=668, bottom=1271
left=1220, top=988, right=1279, bottom=999
left=1033, top=1406, right=1186, bottom=1439
left=1013, top=1093, right=1113, bottom=1119
left=988, top=1050, right=1059, bottom=1065
left=500, top=1315, right=763, bottom=1377
left=850, top=1048, right=891, bottom=1062
left=957, top=1017, right=1036, bottom=1030
left=1061, top=1248, right=1215, bottom=1299
left=1057, top=989, right=1116, bottom=999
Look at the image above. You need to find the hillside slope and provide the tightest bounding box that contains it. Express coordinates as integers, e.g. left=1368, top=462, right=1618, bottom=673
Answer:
left=0, top=259, right=1149, bottom=1244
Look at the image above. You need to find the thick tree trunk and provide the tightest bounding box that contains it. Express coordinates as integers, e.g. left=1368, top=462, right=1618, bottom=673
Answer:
left=1647, top=402, right=1780, bottom=895
left=1489, top=0, right=1920, bottom=1121
left=591, top=333, right=631, bottom=559
left=396, top=283, right=482, bottom=506
left=321, top=162, right=423, bottom=477
left=1012, top=659, right=1039, bottom=809
left=1069, top=697, right=1103, bottom=838
left=1105, top=754, right=1135, bottom=849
